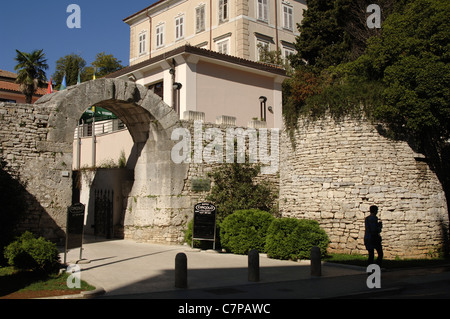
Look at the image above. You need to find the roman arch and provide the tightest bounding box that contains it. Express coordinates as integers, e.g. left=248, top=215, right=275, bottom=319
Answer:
left=1, top=78, right=190, bottom=243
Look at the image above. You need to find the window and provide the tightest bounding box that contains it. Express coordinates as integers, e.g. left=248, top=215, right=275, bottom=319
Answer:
left=175, top=15, right=184, bottom=40
left=196, top=5, right=205, bottom=33
left=219, top=0, right=229, bottom=23
left=257, top=0, right=268, bottom=22
left=149, top=81, right=164, bottom=99
left=139, top=31, right=147, bottom=55
left=283, top=47, right=295, bottom=64
left=256, top=39, right=269, bottom=61
left=283, top=4, right=293, bottom=30
left=0, top=98, right=16, bottom=103
left=217, top=39, right=229, bottom=55
left=156, top=24, right=165, bottom=48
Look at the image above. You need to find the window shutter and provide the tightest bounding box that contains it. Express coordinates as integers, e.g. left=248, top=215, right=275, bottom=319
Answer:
left=219, top=0, right=223, bottom=22
left=264, top=0, right=268, bottom=21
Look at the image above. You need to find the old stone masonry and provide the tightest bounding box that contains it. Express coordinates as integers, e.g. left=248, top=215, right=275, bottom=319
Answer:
left=0, top=79, right=448, bottom=258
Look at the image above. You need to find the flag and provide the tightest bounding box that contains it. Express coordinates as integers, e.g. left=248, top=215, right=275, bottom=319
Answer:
left=47, top=78, right=53, bottom=94
left=60, top=74, right=67, bottom=91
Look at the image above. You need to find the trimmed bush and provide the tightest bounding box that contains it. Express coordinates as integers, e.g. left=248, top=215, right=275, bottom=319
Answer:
left=4, top=231, right=61, bottom=273
left=220, top=209, right=275, bottom=255
left=265, top=218, right=329, bottom=260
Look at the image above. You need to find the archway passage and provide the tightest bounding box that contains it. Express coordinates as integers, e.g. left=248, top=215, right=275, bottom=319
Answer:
left=31, top=78, right=190, bottom=243
left=36, top=78, right=180, bottom=145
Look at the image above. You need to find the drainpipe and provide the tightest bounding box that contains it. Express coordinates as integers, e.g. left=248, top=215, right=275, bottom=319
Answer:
left=92, top=109, right=96, bottom=167
left=167, top=58, right=177, bottom=111
left=210, top=0, right=213, bottom=50
left=275, top=0, right=279, bottom=53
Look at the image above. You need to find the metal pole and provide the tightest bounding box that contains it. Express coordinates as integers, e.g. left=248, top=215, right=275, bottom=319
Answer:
left=92, top=108, right=96, bottom=167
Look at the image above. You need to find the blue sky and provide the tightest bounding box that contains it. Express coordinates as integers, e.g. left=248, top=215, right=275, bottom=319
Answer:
left=0, top=1, right=158, bottom=78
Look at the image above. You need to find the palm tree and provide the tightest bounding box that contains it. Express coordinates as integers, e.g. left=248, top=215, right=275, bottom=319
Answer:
left=14, top=49, right=49, bottom=104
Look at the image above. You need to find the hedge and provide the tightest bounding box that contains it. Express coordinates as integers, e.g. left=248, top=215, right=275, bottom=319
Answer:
left=265, top=218, right=329, bottom=260
left=220, top=209, right=275, bottom=255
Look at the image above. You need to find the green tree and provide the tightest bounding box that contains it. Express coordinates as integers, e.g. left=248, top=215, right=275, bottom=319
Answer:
left=206, top=162, right=278, bottom=222
left=355, top=0, right=450, bottom=216
left=52, top=52, right=124, bottom=87
left=14, top=49, right=48, bottom=103
left=288, top=0, right=450, bottom=219
left=52, top=53, right=86, bottom=88
left=89, top=52, right=124, bottom=78
left=291, top=0, right=351, bottom=72
left=290, top=0, right=409, bottom=72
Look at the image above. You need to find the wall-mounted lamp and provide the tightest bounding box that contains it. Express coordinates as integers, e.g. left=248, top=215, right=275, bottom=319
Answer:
left=268, top=106, right=273, bottom=113
left=173, top=82, right=183, bottom=90
left=259, top=96, right=267, bottom=121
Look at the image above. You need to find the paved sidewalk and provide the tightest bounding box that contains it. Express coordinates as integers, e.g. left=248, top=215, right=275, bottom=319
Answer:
left=61, top=238, right=450, bottom=299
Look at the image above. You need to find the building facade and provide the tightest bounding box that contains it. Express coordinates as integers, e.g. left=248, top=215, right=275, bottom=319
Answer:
left=110, top=0, right=307, bottom=129
left=125, top=0, right=307, bottom=66
left=0, top=70, right=46, bottom=104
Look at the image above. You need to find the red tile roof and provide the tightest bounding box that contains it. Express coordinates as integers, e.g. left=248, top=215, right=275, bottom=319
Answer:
left=0, top=81, right=47, bottom=95
left=0, top=69, right=47, bottom=96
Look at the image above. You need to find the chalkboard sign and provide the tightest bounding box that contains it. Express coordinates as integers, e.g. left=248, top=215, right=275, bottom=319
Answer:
left=66, top=203, right=85, bottom=250
left=192, top=202, right=217, bottom=244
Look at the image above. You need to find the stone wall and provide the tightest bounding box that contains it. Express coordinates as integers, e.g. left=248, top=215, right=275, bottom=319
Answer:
left=279, top=115, right=449, bottom=259
left=122, top=120, right=280, bottom=244
left=1, top=86, right=448, bottom=259
left=0, top=102, right=72, bottom=241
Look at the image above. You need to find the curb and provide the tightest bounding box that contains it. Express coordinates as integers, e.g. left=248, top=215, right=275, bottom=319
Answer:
left=80, top=287, right=106, bottom=299
left=329, top=286, right=404, bottom=299
left=36, top=287, right=106, bottom=299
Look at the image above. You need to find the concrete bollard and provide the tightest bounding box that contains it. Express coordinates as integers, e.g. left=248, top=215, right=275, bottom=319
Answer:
left=175, top=253, right=188, bottom=288
left=248, top=249, right=260, bottom=282
left=310, top=246, right=322, bottom=276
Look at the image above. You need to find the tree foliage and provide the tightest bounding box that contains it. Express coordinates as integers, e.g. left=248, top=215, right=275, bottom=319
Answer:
left=291, top=0, right=409, bottom=72
left=286, top=0, right=450, bottom=216
left=52, top=52, right=124, bottom=88
left=206, top=162, right=278, bottom=222
left=90, top=52, right=124, bottom=78
left=52, top=53, right=86, bottom=87
left=14, top=49, right=48, bottom=103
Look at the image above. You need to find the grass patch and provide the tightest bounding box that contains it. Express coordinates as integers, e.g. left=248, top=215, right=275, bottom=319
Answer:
left=324, top=253, right=450, bottom=269
left=0, top=266, right=95, bottom=299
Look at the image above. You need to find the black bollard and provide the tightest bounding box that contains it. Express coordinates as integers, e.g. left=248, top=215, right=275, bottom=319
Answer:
left=310, top=246, right=321, bottom=276
left=248, top=249, right=260, bottom=282
left=175, top=253, right=188, bottom=288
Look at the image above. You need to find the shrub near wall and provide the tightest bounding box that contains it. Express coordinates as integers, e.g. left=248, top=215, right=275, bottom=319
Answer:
left=220, top=209, right=275, bottom=255
left=4, top=231, right=61, bottom=273
left=265, top=218, right=329, bottom=260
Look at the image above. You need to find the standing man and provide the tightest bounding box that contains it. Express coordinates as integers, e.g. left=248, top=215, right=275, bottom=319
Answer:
left=364, top=205, right=383, bottom=266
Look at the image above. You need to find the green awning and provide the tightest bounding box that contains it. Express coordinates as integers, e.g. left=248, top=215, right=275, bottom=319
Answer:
left=80, top=106, right=118, bottom=124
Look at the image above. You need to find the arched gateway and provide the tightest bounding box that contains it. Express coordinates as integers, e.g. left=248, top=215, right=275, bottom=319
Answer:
left=3, top=78, right=190, bottom=243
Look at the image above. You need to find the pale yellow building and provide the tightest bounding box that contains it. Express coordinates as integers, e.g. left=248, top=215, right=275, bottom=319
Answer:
left=125, top=0, right=306, bottom=65
left=107, top=0, right=307, bottom=130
